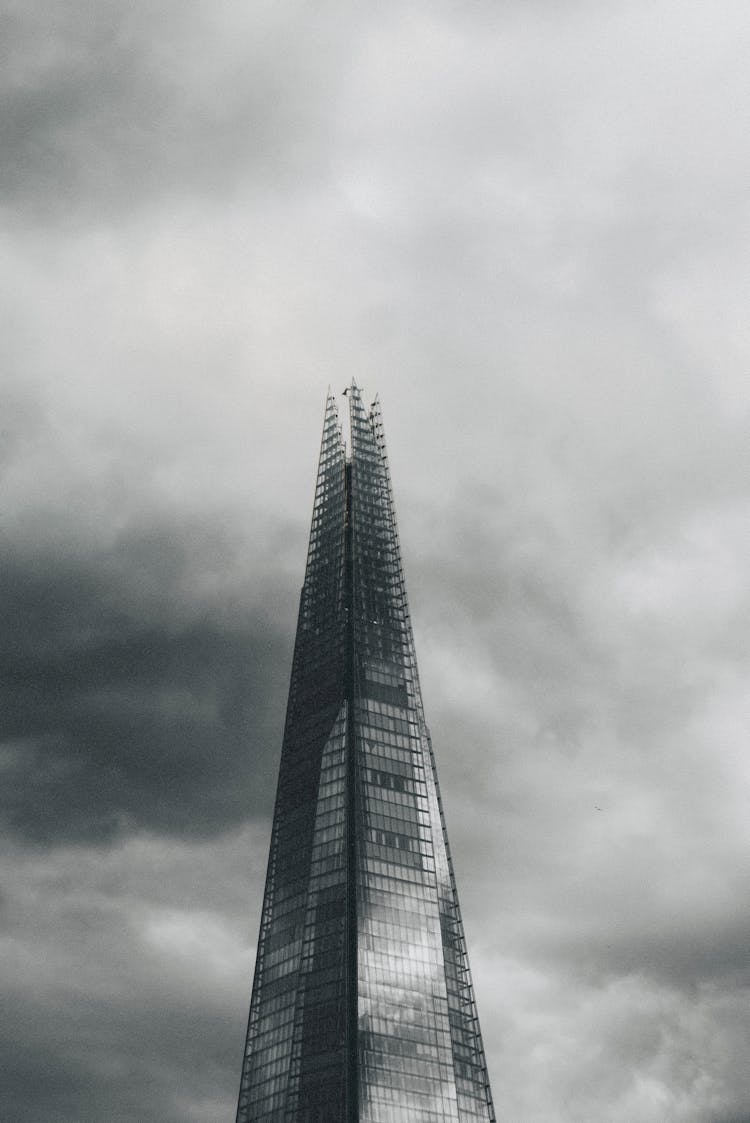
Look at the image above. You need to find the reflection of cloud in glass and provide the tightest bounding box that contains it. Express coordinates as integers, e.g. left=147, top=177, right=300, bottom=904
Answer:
left=360, top=1089, right=459, bottom=1123
left=359, top=895, right=461, bottom=1120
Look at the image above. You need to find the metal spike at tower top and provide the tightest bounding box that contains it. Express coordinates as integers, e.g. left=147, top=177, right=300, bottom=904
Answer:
left=236, top=387, right=495, bottom=1123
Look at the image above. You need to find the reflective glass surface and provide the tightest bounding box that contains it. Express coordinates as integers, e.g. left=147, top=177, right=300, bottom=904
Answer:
left=236, top=397, right=349, bottom=1123
left=236, top=387, right=495, bottom=1122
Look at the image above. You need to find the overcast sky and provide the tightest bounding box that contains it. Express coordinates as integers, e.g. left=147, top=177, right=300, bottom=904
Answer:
left=2, top=2, right=750, bottom=1121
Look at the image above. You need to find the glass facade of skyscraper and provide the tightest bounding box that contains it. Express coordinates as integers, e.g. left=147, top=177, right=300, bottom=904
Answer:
left=236, top=385, right=495, bottom=1123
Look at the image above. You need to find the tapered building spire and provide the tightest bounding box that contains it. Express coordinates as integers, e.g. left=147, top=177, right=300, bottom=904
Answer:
left=236, top=386, right=495, bottom=1123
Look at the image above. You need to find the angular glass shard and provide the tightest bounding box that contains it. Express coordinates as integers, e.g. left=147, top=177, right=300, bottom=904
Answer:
left=236, top=386, right=495, bottom=1123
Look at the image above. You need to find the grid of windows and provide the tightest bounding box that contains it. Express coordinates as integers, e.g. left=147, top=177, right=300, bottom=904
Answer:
left=349, top=386, right=494, bottom=1123
left=236, top=385, right=495, bottom=1122
left=236, top=397, right=349, bottom=1123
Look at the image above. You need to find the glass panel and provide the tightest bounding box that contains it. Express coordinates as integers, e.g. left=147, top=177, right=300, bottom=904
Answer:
left=237, top=387, right=495, bottom=1122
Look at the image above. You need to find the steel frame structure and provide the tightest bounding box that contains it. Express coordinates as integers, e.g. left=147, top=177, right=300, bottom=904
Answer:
left=236, top=384, right=495, bottom=1123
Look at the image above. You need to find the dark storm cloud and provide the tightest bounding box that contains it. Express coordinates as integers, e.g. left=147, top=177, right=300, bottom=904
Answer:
left=0, top=520, right=291, bottom=844
left=1, top=964, right=239, bottom=1122
left=2, top=0, right=750, bottom=1120
left=0, top=0, right=346, bottom=219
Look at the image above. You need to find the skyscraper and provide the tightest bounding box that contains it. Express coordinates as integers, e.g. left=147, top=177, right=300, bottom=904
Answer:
left=236, top=384, right=495, bottom=1123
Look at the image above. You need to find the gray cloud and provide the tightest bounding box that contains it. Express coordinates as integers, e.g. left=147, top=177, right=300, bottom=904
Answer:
left=2, top=0, right=750, bottom=1120
left=0, top=0, right=354, bottom=220
left=0, top=519, right=291, bottom=843
left=0, top=829, right=266, bottom=1123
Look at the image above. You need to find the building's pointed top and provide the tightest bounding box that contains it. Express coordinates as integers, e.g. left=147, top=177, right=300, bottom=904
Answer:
left=343, top=380, right=371, bottom=463
left=323, top=394, right=339, bottom=428
left=318, top=388, right=345, bottom=459
left=369, top=392, right=383, bottom=423
left=347, top=380, right=367, bottom=413
left=236, top=385, right=497, bottom=1123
